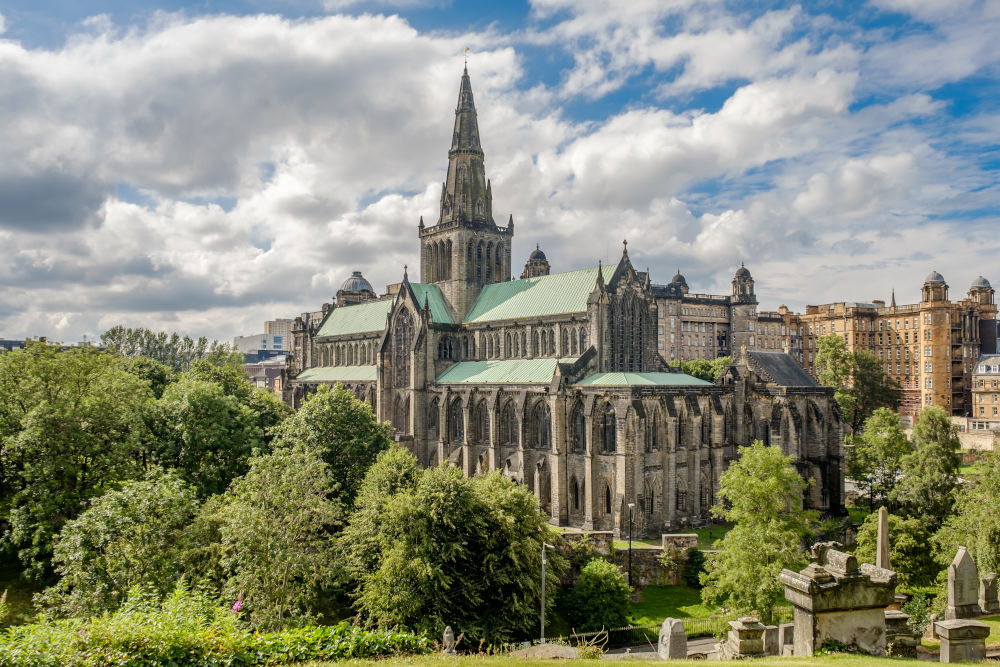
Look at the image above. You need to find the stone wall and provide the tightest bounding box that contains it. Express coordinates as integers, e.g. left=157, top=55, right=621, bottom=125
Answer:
left=608, top=547, right=683, bottom=587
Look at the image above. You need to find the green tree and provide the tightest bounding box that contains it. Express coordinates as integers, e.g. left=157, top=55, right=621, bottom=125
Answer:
left=681, top=356, right=732, bottom=382
left=854, top=511, right=938, bottom=587
left=891, top=406, right=960, bottom=532
left=271, top=384, right=392, bottom=506
left=0, top=341, right=152, bottom=577
left=101, top=326, right=241, bottom=372
left=184, top=358, right=291, bottom=443
left=846, top=408, right=913, bottom=511
left=349, top=465, right=565, bottom=644
left=220, top=445, right=341, bottom=630
left=38, top=470, right=200, bottom=616
left=120, top=355, right=175, bottom=399
left=564, top=559, right=631, bottom=632
left=934, top=448, right=1000, bottom=574
left=150, top=377, right=264, bottom=497
left=815, top=334, right=900, bottom=432
left=700, top=442, right=817, bottom=624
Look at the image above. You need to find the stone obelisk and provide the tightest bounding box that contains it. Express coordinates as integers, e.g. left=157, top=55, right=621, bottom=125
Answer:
left=876, top=506, right=891, bottom=570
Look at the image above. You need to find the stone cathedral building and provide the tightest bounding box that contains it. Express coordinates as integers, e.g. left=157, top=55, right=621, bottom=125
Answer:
left=286, top=67, right=845, bottom=535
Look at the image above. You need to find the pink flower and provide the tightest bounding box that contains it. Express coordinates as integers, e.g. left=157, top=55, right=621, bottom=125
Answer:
left=232, top=599, right=243, bottom=613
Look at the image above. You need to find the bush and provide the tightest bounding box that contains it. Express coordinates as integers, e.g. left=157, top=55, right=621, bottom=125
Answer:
left=565, top=559, right=631, bottom=632
left=901, top=593, right=931, bottom=636
left=683, top=549, right=706, bottom=589
left=0, top=583, right=428, bottom=666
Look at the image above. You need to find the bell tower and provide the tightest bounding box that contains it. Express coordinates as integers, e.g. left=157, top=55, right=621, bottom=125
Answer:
left=419, top=66, right=513, bottom=320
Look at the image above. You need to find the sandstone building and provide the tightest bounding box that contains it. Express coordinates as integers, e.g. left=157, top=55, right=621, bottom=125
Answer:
left=971, top=354, right=1000, bottom=431
left=285, top=68, right=845, bottom=535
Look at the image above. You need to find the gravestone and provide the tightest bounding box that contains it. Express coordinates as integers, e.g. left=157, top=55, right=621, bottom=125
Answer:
left=718, top=617, right=766, bottom=659
left=979, top=572, right=999, bottom=615
left=946, top=547, right=981, bottom=620
left=763, top=625, right=778, bottom=656
left=935, top=619, right=989, bottom=663
left=442, top=625, right=456, bottom=654
left=884, top=609, right=920, bottom=658
left=876, top=506, right=891, bottom=570
left=780, top=541, right=897, bottom=656
left=778, top=623, right=794, bottom=656
left=656, top=617, right=686, bottom=659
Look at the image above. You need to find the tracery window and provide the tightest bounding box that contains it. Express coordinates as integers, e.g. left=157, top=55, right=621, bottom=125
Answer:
left=393, top=309, right=414, bottom=387
left=500, top=401, right=518, bottom=445
left=532, top=402, right=551, bottom=449
left=474, top=401, right=490, bottom=445
left=601, top=402, right=617, bottom=453
left=427, top=399, right=440, bottom=441
left=449, top=398, right=464, bottom=443
left=571, top=401, right=586, bottom=452
left=604, top=483, right=612, bottom=514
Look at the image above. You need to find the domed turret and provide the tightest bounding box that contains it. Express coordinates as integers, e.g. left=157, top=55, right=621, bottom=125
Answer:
left=529, top=246, right=547, bottom=261
left=670, top=268, right=689, bottom=294
left=732, top=263, right=755, bottom=303
left=924, top=270, right=945, bottom=284
left=972, top=275, right=991, bottom=289
left=521, top=244, right=551, bottom=279
left=735, top=264, right=752, bottom=280
left=969, top=275, right=994, bottom=306
left=336, top=270, right=377, bottom=306
left=921, top=270, right=948, bottom=303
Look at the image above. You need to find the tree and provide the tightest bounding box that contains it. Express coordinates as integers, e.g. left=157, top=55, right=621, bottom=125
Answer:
left=0, top=341, right=152, bottom=577
left=38, top=470, right=200, bottom=616
left=891, top=406, right=960, bottom=532
left=564, top=559, right=631, bottom=631
left=934, top=448, right=1000, bottom=575
left=271, top=384, right=392, bottom=506
left=120, top=355, right=175, bottom=399
left=700, top=442, right=816, bottom=624
left=815, top=334, right=900, bottom=432
left=349, top=465, right=566, bottom=644
left=846, top=408, right=913, bottom=511
left=101, top=326, right=243, bottom=372
left=681, top=356, right=732, bottom=382
left=220, top=445, right=341, bottom=630
left=854, top=511, right=938, bottom=587
left=150, top=377, right=265, bottom=497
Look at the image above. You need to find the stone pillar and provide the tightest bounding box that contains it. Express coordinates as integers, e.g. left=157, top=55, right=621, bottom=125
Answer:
left=778, top=623, right=794, bottom=656
left=876, top=506, right=891, bottom=570
left=946, top=546, right=981, bottom=620
left=935, top=619, right=989, bottom=663
left=461, top=399, right=473, bottom=477
left=583, top=414, right=594, bottom=530
left=763, top=625, right=779, bottom=656
left=666, top=418, right=677, bottom=529
left=550, top=395, right=568, bottom=525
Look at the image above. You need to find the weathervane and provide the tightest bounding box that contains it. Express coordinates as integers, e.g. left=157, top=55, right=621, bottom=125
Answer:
left=464, top=47, right=470, bottom=66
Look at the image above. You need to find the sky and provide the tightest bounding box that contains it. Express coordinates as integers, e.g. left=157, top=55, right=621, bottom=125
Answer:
left=0, top=0, right=998, bottom=343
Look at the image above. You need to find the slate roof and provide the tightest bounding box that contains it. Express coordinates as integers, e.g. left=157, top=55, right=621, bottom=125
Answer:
left=464, top=265, right=616, bottom=323
left=296, top=365, right=377, bottom=382
left=316, top=299, right=393, bottom=337
left=574, top=372, right=712, bottom=387
left=435, top=357, right=578, bottom=384
left=746, top=351, right=817, bottom=387
left=410, top=282, right=454, bottom=324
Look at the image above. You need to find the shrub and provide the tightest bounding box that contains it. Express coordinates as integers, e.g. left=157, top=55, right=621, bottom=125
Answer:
left=0, top=583, right=428, bottom=666
left=565, top=559, right=631, bottom=632
left=901, top=593, right=931, bottom=636
left=683, top=548, right=706, bottom=589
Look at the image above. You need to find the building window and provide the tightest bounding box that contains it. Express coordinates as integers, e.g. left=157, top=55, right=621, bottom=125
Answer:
left=924, top=346, right=932, bottom=357
left=605, top=483, right=612, bottom=514
left=601, top=403, right=617, bottom=453
left=926, top=378, right=933, bottom=389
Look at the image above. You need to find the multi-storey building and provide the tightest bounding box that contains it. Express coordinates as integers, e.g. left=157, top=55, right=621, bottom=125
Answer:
left=284, top=67, right=846, bottom=535
left=971, top=354, right=1000, bottom=431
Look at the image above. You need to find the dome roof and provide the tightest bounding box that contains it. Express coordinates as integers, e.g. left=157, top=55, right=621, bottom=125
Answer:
left=735, top=263, right=752, bottom=280
left=972, top=275, right=991, bottom=288
left=529, top=244, right=547, bottom=261
left=924, top=270, right=945, bottom=284
left=340, top=270, right=374, bottom=293
left=670, top=269, right=687, bottom=286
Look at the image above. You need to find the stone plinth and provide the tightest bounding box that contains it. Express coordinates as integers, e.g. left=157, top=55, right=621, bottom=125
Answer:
left=935, top=619, right=989, bottom=663
left=946, top=546, right=981, bottom=620
left=657, top=618, right=686, bottom=659
left=884, top=610, right=920, bottom=658
left=661, top=534, right=698, bottom=550
left=780, top=542, right=897, bottom=657
left=763, top=625, right=778, bottom=656
left=718, top=617, right=766, bottom=659
left=778, top=623, right=794, bottom=656
left=980, top=572, right=999, bottom=615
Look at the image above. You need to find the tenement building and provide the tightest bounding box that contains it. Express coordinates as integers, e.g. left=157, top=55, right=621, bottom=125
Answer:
left=285, top=67, right=845, bottom=535
left=971, top=354, right=1000, bottom=431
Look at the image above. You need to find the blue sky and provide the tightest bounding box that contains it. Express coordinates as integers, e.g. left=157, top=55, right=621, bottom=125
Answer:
left=0, top=0, right=997, bottom=341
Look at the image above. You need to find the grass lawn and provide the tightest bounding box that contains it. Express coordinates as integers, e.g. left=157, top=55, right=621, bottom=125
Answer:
left=301, top=654, right=926, bottom=666
left=611, top=537, right=661, bottom=550
left=628, top=585, right=718, bottom=625
left=691, top=524, right=731, bottom=549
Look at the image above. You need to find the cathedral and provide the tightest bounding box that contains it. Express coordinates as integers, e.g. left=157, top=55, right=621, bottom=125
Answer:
left=285, top=67, right=845, bottom=536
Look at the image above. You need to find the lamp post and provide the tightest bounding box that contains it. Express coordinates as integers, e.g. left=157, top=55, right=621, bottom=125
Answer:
left=627, top=502, right=635, bottom=586
left=541, top=541, right=554, bottom=644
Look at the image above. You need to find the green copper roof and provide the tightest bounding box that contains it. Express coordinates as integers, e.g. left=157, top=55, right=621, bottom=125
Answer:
left=296, top=365, right=377, bottom=382
left=463, top=265, right=616, bottom=324
left=436, top=357, right=578, bottom=385
left=574, top=372, right=713, bottom=387
left=316, top=299, right=393, bottom=338
left=410, top=282, right=454, bottom=324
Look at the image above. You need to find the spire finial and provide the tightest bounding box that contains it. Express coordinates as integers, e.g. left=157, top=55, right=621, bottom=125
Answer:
left=403, top=264, right=408, bottom=281
left=536, top=243, right=540, bottom=250
left=622, top=239, right=628, bottom=257
left=464, top=47, right=470, bottom=69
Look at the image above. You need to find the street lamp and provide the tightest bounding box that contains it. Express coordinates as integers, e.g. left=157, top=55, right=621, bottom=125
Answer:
left=627, top=502, right=635, bottom=587
left=541, top=541, right=554, bottom=644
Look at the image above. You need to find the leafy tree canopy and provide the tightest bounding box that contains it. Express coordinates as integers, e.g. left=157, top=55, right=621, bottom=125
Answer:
left=563, top=558, right=631, bottom=632
left=815, top=334, right=900, bottom=432
left=854, top=511, right=939, bottom=587
left=846, top=407, right=913, bottom=511
left=700, top=441, right=816, bottom=624
left=101, top=325, right=242, bottom=372
left=934, top=448, right=1000, bottom=574
left=681, top=356, right=732, bottom=382
left=891, top=406, right=960, bottom=532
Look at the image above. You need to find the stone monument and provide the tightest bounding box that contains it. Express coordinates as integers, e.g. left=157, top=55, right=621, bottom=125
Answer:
left=656, top=617, right=687, bottom=659
left=762, top=625, right=778, bottom=656
left=442, top=625, right=456, bottom=654
left=780, top=542, right=897, bottom=656
left=778, top=623, right=794, bottom=656
left=718, top=617, right=766, bottom=659
left=876, top=506, right=891, bottom=570
left=883, top=609, right=920, bottom=658
left=945, top=547, right=981, bottom=620
left=979, top=572, right=999, bottom=615
left=934, top=619, right=990, bottom=663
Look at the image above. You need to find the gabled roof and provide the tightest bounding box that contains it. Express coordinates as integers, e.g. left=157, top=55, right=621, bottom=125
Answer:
left=316, top=299, right=393, bottom=338
left=574, top=372, right=712, bottom=387
left=409, top=282, right=454, bottom=324
left=295, top=365, right=377, bottom=382
left=746, top=351, right=817, bottom=387
left=464, top=265, right=616, bottom=323
left=435, top=357, right=578, bottom=384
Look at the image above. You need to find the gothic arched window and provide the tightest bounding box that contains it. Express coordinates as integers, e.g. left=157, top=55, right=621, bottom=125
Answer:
left=532, top=402, right=550, bottom=449
left=393, top=309, right=414, bottom=388
left=604, top=482, right=612, bottom=514
left=427, top=398, right=440, bottom=442
left=571, top=402, right=585, bottom=452
left=602, top=402, right=616, bottom=453
left=500, top=401, right=518, bottom=445
left=474, top=401, right=490, bottom=445
left=449, top=398, right=464, bottom=444
left=485, top=242, right=493, bottom=283
left=571, top=477, right=580, bottom=511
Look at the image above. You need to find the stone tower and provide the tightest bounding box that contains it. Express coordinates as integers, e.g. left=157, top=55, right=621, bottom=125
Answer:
left=922, top=270, right=949, bottom=303
left=419, top=66, right=513, bottom=319
left=731, top=263, right=758, bottom=356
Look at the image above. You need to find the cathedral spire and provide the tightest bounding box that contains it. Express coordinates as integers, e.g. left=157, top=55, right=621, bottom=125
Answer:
left=438, top=67, right=493, bottom=228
